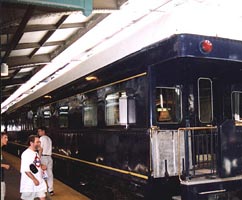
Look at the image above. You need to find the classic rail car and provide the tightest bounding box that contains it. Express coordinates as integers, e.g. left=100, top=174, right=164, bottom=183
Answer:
left=3, top=34, right=242, bottom=200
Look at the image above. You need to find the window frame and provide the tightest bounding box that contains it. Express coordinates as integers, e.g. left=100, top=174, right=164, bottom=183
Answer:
left=231, top=91, right=242, bottom=122
left=105, top=92, right=121, bottom=126
left=83, top=96, right=98, bottom=127
left=197, top=77, right=213, bottom=123
left=58, top=105, right=69, bottom=128
left=155, top=86, right=183, bottom=124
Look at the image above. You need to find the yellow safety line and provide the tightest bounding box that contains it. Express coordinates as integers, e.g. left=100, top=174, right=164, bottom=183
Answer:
left=53, top=153, right=148, bottom=179
left=9, top=141, right=148, bottom=180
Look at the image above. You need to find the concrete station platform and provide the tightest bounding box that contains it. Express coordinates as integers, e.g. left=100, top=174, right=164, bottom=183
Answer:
left=3, top=151, right=90, bottom=200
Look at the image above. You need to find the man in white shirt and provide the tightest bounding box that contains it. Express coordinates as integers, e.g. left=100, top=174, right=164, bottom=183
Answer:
left=38, top=127, right=54, bottom=196
left=20, top=135, right=47, bottom=200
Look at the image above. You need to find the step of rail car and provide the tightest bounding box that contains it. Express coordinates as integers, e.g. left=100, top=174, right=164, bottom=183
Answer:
left=172, top=196, right=181, bottom=200
left=198, top=189, right=226, bottom=195
left=180, top=175, right=242, bottom=200
left=180, top=174, right=242, bottom=186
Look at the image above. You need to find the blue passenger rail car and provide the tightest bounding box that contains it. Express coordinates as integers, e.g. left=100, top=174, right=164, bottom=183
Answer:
left=3, top=34, right=242, bottom=200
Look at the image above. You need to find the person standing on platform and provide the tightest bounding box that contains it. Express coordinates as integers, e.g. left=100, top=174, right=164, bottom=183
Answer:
left=38, top=126, right=54, bottom=196
left=1, top=131, right=10, bottom=200
left=20, top=135, right=47, bottom=200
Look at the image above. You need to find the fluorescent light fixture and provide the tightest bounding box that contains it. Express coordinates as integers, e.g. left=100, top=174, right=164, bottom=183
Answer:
left=18, top=67, right=35, bottom=73
left=44, top=95, right=52, bottom=99
left=85, top=76, right=98, bottom=81
left=1, top=63, right=8, bottom=76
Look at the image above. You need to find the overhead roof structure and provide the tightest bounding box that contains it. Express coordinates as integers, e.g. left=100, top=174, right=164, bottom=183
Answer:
left=0, top=0, right=126, bottom=105
left=1, top=0, right=242, bottom=114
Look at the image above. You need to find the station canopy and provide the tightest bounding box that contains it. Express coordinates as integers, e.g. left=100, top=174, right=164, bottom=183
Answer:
left=0, top=0, right=127, bottom=105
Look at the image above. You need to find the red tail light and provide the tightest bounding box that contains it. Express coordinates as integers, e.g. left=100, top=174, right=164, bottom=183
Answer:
left=200, top=40, right=213, bottom=54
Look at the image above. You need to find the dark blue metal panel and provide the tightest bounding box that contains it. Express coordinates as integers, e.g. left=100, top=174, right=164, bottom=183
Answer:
left=176, top=34, right=242, bottom=62
left=142, top=33, right=242, bottom=67
left=219, top=120, right=242, bottom=178
left=1, top=0, right=93, bottom=16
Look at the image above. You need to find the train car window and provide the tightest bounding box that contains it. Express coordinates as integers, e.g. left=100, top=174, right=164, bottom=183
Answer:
left=43, top=106, right=51, bottom=128
left=26, top=110, right=34, bottom=130
left=232, top=91, right=242, bottom=122
left=156, top=87, right=182, bottom=123
left=198, top=78, right=213, bottom=123
left=1, top=124, right=4, bottom=132
left=11, top=119, right=20, bottom=131
left=68, top=96, right=83, bottom=129
left=105, top=92, right=120, bottom=126
left=59, top=106, right=69, bottom=128
left=83, top=98, right=97, bottom=127
left=43, top=110, right=51, bottom=118
left=33, top=114, right=38, bottom=129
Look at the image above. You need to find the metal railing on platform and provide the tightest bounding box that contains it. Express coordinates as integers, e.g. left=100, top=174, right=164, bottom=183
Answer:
left=177, top=126, right=218, bottom=182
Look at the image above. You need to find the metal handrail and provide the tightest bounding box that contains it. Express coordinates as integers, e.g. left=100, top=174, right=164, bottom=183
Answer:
left=177, top=126, right=217, bottom=182
left=235, top=122, right=242, bottom=126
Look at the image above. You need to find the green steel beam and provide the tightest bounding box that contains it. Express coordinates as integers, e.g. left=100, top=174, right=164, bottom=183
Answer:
left=0, top=0, right=93, bottom=16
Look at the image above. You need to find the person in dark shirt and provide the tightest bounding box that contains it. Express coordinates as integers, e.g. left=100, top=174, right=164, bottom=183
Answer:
left=1, top=131, right=10, bottom=200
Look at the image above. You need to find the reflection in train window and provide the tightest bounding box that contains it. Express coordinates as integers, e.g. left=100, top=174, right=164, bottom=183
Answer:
left=33, top=114, right=38, bottom=129
left=156, top=87, right=182, bottom=123
left=119, top=91, right=136, bottom=125
left=198, top=78, right=213, bottom=123
left=232, top=91, right=242, bottom=122
left=83, top=98, right=97, bottom=127
left=59, top=106, right=69, bottom=128
left=43, top=106, right=51, bottom=128
left=105, top=92, right=120, bottom=126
